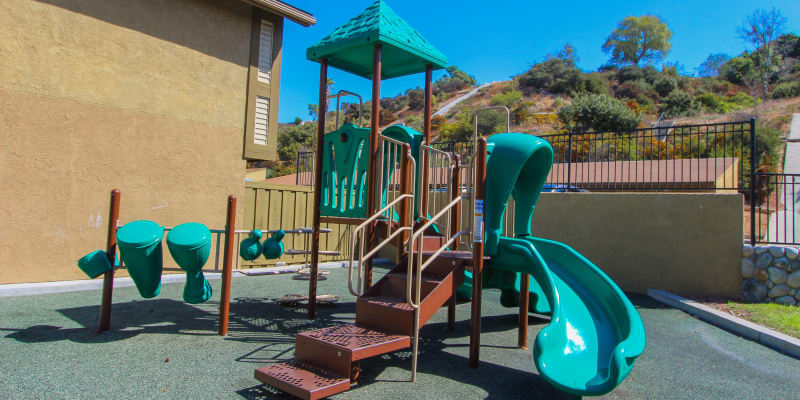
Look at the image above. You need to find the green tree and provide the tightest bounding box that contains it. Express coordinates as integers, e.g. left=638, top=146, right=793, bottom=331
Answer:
left=307, top=104, right=318, bottom=122
left=433, top=66, right=477, bottom=94
left=602, top=15, right=673, bottom=66
left=277, top=122, right=315, bottom=161
left=738, top=7, right=787, bottom=99
left=720, top=55, right=757, bottom=86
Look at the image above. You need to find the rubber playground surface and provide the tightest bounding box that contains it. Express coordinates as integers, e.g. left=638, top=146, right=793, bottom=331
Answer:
left=2, top=267, right=799, bottom=399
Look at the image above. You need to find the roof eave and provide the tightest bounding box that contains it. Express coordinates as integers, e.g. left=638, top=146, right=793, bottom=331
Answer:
left=241, top=0, right=316, bottom=27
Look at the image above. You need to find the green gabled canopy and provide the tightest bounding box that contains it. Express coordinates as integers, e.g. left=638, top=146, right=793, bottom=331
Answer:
left=306, top=0, right=447, bottom=79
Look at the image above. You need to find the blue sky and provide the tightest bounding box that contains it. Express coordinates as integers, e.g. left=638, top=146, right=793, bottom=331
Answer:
left=277, top=0, right=800, bottom=122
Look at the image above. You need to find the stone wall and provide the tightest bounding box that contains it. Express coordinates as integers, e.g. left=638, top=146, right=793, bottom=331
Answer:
left=741, top=245, right=800, bottom=306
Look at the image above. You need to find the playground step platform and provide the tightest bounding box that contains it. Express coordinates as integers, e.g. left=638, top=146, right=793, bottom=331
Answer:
left=254, top=360, right=350, bottom=400
left=297, top=324, right=411, bottom=373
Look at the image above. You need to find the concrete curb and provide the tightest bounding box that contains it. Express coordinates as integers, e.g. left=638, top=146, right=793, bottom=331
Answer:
left=648, top=289, right=800, bottom=359
left=0, top=261, right=352, bottom=298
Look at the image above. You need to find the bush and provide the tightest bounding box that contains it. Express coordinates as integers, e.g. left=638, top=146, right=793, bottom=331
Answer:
left=490, top=89, right=523, bottom=108
left=433, top=66, right=477, bottom=95
left=659, top=90, right=700, bottom=117
left=696, top=92, right=758, bottom=113
left=654, top=75, right=678, bottom=97
left=517, top=58, right=584, bottom=95
left=720, top=56, right=756, bottom=86
left=583, top=73, right=609, bottom=95
left=772, top=81, right=800, bottom=99
left=475, top=109, right=508, bottom=135
left=512, top=102, right=532, bottom=124
left=379, top=109, right=396, bottom=126
left=277, top=122, right=315, bottom=161
left=614, top=79, right=658, bottom=107
left=439, top=111, right=473, bottom=141
left=557, top=93, right=642, bottom=132
left=406, top=88, right=425, bottom=110
left=380, top=94, right=408, bottom=113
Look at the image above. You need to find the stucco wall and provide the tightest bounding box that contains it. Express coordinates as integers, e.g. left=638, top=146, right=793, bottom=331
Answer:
left=0, top=0, right=252, bottom=284
left=531, top=193, right=744, bottom=298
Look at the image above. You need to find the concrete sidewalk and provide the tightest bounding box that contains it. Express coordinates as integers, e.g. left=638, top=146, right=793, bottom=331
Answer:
left=766, top=114, right=800, bottom=243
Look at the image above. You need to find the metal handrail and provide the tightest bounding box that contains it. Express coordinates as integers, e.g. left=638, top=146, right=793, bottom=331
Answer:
left=347, top=194, right=414, bottom=296
left=405, top=194, right=463, bottom=381
left=417, top=144, right=453, bottom=225
left=348, top=137, right=416, bottom=297
left=333, top=90, right=363, bottom=129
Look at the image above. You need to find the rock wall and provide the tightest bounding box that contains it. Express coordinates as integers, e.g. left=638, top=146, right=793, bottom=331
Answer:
left=741, top=245, right=800, bottom=306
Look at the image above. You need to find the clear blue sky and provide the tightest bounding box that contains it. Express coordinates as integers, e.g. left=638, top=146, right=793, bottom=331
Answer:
left=277, top=0, right=800, bottom=122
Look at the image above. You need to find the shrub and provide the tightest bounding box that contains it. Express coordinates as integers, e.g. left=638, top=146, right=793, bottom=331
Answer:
left=654, top=75, right=678, bottom=97
left=439, top=111, right=473, bottom=141
left=433, top=66, right=477, bottom=95
left=379, top=109, right=396, bottom=126
left=476, top=109, right=508, bottom=135
left=490, top=89, right=523, bottom=108
left=772, top=81, right=800, bottom=99
left=512, top=102, right=532, bottom=124
left=696, top=92, right=758, bottom=113
left=720, top=56, right=756, bottom=86
left=616, top=65, right=644, bottom=83
left=557, top=93, right=642, bottom=132
left=583, top=73, right=609, bottom=95
left=380, top=94, right=408, bottom=113
left=517, top=58, right=584, bottom=95
left=277, top=122, right=315, bottom=161
left=406, top=88, right=425, bottom=110
left=614, top=79, right=658, bottom=106
left=659, top=90, right=700, bottom=117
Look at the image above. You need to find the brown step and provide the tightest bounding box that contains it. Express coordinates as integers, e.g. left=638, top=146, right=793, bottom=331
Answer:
left=254, top=360, right=349, bottom=400
left=356, top=255, right=465, bottom=335
left=296, top=324, right=411, bottom=377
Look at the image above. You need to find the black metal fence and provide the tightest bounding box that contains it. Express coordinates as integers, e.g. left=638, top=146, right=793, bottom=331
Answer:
left=295, top=119, right=799, bottom=245
left=752, top=173, right=800, bottom=245
left=295, top=151, right=313, bottom=186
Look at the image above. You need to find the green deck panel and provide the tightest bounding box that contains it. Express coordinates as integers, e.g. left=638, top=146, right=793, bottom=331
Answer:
left=306, top=0, right=447, bottom=79
left=320, top=123, right=370, bottom=219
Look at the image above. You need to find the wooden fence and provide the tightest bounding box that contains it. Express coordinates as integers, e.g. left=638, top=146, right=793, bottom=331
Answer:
left=242, top=181, right=351, bottom=267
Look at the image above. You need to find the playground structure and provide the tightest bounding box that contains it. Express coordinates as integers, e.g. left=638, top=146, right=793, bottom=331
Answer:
left=75, top=1, right=645, bottom=397
left=250, top=1, right=645, bottom=399
left=77, top=191, right=340, bottom=335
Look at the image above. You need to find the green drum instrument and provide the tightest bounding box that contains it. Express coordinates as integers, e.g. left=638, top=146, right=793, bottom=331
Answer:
left=116, top=220, right=164, bottom=298
left=166, top=222, right=212, bottom=304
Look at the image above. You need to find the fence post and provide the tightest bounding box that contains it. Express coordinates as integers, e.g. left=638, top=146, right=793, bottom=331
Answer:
left=567, top=130, right=573, bottom=189
left=750, top=118, right=757, bottom=246
left=295, top=153, right=302, bottom=185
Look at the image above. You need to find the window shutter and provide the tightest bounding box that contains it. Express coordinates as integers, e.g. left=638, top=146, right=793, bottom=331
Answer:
left=254, top=96, right=269, bottom=145
left=257, top=20, right=273, bottom=84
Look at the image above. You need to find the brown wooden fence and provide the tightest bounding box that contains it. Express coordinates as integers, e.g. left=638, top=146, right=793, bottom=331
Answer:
left=242, top=181, right=351, bottom=267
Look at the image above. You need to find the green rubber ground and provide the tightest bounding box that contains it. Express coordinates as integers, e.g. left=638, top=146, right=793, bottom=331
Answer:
left=2, top=267, right=799, bottom=399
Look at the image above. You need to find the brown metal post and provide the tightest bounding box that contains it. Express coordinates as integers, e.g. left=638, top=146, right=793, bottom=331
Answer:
left=308, top=58, right=328, bottom=319
left=447, top=155, right=461, bottom=331
left=469, top=139, right=487, bottom=368
left=398, top=143, right=412, bottom=249
left=364, top=44, right=381, bottom=293
left=218, top=195, right=236, bottom=336
left=421, top=65, right=433, bottom=218
left=518, top=274, right=529, bottom=349
left=98, top=189, right=120, bottom=333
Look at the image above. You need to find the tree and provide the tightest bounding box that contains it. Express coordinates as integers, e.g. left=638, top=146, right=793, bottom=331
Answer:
left=602, top=15, right=672, bottom=66
left=738, top=7, right=787, bottom=99
left=307, top=104, right=318, bottom=122
left=277, top=122, right=315, bottom=161
left=697, top=54, right=730, bottom=77
left=546, top=43, right=579, bottom=64
left=433, top=66, right=477, bottom=94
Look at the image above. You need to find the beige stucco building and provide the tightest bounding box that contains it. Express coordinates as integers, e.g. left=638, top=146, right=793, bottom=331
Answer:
left=0, top=0, right=315, bottom=284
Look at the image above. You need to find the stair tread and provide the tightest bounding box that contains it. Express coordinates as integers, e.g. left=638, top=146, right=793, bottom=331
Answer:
left=358, top=295, right=414, bottom=311
left=254, top=360, right=350, bottom=400
left=298, top=324, right=411, bottom=360
left=384, top=272, right=443, bottom=284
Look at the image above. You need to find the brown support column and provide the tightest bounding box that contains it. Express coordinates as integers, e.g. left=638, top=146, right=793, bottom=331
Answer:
left=447, top=155, right=461, bottom=331
left=420, top=65, right=433, bottom=217
left=218, top=195, right=236, bottom=336
left=309, top=58, right=328, bottom=319
left=518, top=274, right=529, bottom=349
left=469, top=139, right=487, bottom=368
left=364, top=44, right=381, bottom=293
left=98, top=189, right=120, bottom=333
left=398, top=143, right=412, bottom=247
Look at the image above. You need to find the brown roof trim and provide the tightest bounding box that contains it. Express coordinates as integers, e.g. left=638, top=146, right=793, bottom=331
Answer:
left=241, top=0, right=316, bottom=27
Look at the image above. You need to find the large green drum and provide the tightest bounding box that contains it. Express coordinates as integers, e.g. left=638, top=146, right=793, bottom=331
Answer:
left=166, top=223, right=212, bottom=304
left=116, top=220, right=164, bottom=298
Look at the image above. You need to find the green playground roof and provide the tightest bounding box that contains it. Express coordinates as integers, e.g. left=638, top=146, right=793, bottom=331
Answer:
left=306, top=0, right=447, bottom=79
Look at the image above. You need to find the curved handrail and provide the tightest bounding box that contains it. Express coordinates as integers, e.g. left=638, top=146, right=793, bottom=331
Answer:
left=333, top=90, right=363, bottom=129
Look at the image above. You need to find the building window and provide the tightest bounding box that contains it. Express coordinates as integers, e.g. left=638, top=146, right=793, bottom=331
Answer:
left=244, top=10, right=282, bottom=160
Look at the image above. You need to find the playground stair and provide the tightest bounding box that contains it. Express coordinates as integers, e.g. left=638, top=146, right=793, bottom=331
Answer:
left=375, top=219, right=448, bottom=252
left=254, top=253, right=466, bottom=400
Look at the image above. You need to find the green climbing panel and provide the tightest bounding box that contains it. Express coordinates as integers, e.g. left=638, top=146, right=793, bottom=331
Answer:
left=320, top=123, right=371, bottom=219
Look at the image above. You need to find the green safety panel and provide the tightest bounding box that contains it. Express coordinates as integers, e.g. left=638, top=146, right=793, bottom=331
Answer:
left=306, top=0, right=447, bottom=79
left=320, top=123, right=371, bottom=219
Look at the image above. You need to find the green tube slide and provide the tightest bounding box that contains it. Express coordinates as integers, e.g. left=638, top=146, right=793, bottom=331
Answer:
left=475, top=132, right=645, bottom=396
